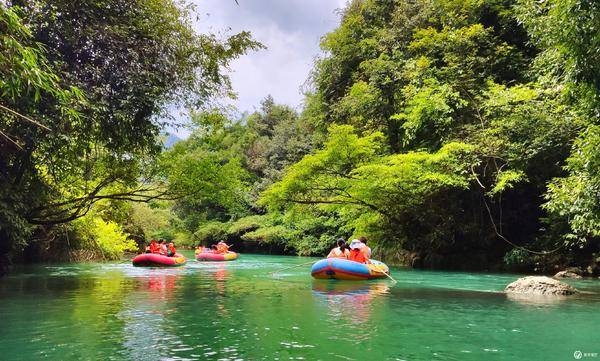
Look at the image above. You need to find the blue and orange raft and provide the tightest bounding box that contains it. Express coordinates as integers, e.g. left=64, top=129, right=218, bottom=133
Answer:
left=311, top=258, right=390, bottom=280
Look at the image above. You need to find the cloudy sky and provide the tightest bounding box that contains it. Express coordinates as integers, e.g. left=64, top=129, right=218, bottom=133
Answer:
left=192, top=0, right=346, bottom=113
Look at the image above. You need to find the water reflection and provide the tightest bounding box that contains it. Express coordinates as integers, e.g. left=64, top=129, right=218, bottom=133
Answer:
left=212, top=265, right=230, bottom=317
left=136, top=269, right=184, bottom=302
left=120, top=269, right=186, bottom=359
left=312, top=281, right=390, bottom=296
left=505, top=292, right=569, bottom=306
left=311, top=280, right=390, bottom=330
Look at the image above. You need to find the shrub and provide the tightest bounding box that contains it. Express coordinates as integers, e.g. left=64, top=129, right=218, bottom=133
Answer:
left=194, top=221, right=231, bottom=244
left=73, top=215, right=137, bottom=260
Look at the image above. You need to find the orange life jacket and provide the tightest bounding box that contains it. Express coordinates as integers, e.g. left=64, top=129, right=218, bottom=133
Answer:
left=348, top=248, right=367, bottom=263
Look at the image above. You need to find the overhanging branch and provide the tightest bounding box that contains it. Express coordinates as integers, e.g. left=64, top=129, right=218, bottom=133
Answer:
left=27, top=185, right=180, bottom=225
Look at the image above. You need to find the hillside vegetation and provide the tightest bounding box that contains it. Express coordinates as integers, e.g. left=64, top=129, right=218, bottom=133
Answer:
left=2, top=0, right=599, bottom=273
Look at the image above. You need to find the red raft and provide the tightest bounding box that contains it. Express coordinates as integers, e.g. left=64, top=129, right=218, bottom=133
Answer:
left=132, top=253, right=186, bottom=267
left=195, top=251, right=238, bottom=261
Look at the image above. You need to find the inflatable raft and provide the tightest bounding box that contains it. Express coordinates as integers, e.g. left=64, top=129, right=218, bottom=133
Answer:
left=132, top=253, right=186, bottom=267
left=311, top=258, right=390, bottom=280
left=195, top=251, right=238, bottom=261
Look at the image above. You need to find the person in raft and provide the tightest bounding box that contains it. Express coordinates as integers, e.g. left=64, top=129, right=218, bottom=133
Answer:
left=348, top=239, right=370, bottom=264
left=145, top=239, right=159, bottom=253
left=359, top=236, right=372, bottom=258
left=195, top=243, right=205, bottom=254
left=327, top=238, right=350, bottom=259
left=166, top=241, right=177, bottom=257
left=216, top=240, right=231, bottom=254
left=157, top=239, right=168, bottom=255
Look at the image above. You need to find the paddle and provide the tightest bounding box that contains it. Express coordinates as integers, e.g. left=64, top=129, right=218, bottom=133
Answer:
left=368, top=261, right=398, bottom=283
left=382, top=270, right=397, bottom=283
left=270, top=260, right=316, bottom=275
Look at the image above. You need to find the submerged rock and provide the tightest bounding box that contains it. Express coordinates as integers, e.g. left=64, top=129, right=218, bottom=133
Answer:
left=505, top=276, right=578, bottom=296
left=505, top=292, right=569, bottom=305
left=554, top=270, right=582, bottom=279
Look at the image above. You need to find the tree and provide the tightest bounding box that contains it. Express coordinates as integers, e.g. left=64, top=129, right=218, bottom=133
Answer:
left=0, top=2, right=261, bottom=270
left=517, top=0, right=600, bottom=253
left=259, top=0, right=587, bottom=269
left=158, top=98, right=315, bottom=246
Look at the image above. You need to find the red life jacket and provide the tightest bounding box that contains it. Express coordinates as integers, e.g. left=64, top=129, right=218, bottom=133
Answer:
left=168, top=244, right=176, bottom=255
left=149, top=243, right=160, bottom=254
left=348, top=249, right=366, bottom=263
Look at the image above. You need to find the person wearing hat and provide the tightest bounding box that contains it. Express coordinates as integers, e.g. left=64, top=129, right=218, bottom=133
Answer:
left=348, top=239, right=369, bottom=263
left=216, top=240, right=231, bottom=254
left=327, top=238, right=350, bottom=259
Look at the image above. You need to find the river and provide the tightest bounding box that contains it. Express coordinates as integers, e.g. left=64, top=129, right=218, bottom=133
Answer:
left=0, top=252, right=599, bottom=360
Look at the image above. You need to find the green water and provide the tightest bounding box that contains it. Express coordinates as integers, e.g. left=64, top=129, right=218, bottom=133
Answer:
left=1, top=252, right=599, bottom=360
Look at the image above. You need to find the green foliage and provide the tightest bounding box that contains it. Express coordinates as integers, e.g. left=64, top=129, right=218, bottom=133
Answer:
left=0, top=6, right=82, bottom=256
left=261, top=125, right=477, bottom=254
left=73, top=215, right=137, bottom=260
left=239, top=208, right=340, bottom=255
left=0, top=1, right=260, bottom=267
left=172, top=231, right=194, bottom=248
left=228, top=215, right=267, bottom=235
left=127, top=202, right=171, bottom=240
left=254, top=0, right=595, bottom=267
left=147, top=0, right=599, bottom=269
left=490, top=170, right=527, bottom=196
left=163, top=147, right=250, bottom=217
left=0, top=6, right=74, bottom=103
left=242, top=225, right=295, bottom=245
left=517, top=0, right=600, bottom=252
left=503, top=248, right=531, bottom=267
left=194, top=221, right=231, bottom=245
left=393, top=79, right=466, bottom=149
left=545, top=126, right=600, bottom=244
left=312, top=0, right=531, bottom=152
left=158, top=97, right=315, bottom=249
left=516, top=0, right=600, bottom=93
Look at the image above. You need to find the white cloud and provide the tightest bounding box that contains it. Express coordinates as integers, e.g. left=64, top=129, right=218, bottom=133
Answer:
left=193, top=0, right=343, bottom=112
left=167, top=0, right=344, bottom=137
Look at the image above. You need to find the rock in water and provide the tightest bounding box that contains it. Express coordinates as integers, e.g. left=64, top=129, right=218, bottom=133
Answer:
left=505, top=276, right=578, bottom=296
left=553, top=270, right=582, bottom=279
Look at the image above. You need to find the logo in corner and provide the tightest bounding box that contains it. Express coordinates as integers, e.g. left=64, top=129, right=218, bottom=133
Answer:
left=575, top=351, right=583, bottom=360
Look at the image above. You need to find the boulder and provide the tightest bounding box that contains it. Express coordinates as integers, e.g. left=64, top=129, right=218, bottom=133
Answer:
left=554, top=270, right=582, bottom=279
left=505, top=276, right=578, bottom=296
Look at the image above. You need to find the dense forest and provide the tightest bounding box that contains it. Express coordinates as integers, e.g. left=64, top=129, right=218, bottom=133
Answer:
left=1, top=0, right=599, bottom=275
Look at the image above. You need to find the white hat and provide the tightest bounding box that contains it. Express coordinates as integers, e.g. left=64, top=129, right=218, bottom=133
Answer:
left=349, top=239, right=364, bottom=250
